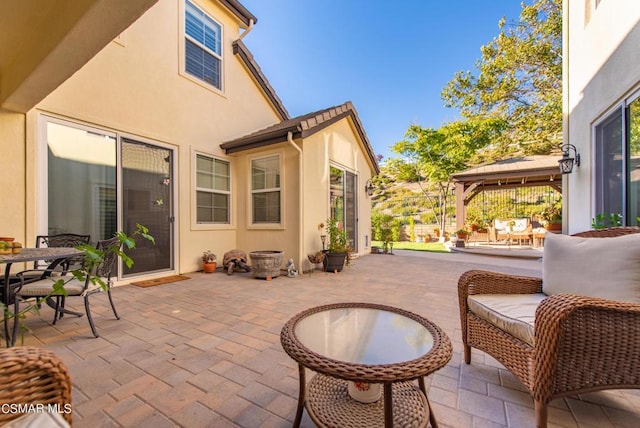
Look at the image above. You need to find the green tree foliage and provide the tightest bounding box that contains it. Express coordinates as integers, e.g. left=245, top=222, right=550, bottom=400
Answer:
left=441, top=0, right=562, bottom=157
left=389, top=120, right=504, bottom=234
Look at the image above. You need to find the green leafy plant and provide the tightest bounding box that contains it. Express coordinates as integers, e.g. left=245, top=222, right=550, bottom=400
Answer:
left=540, top=198, right=562, bottom=225
left=455, top=228, right=469, bottom=238
left=591, top=213, right=622, bottom=230
left=325, top=217, right=348, bottom=253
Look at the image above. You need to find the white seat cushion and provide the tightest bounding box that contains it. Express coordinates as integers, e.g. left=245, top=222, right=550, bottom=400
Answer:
left=468, top=293, right=547, bottom=346
left=542, top=232, right=640, bottom=303
left=17, top=278, right=85, bottom=297
left=5, top=411, right=70, bottom=428
left=512, top=218, right=528, bottom=232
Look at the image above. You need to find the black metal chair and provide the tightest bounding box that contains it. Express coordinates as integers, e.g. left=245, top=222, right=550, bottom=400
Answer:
left=15, top=236, right=121, bottom=338
left=35, top=234, right=91, bottom=273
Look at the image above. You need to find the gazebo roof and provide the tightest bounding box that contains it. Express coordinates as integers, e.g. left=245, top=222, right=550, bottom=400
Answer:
left=452, top=155, right=562, bottom=191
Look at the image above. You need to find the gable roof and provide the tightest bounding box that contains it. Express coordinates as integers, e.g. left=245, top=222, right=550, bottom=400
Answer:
left=232, top=40, right=289, bottom=120
left=220, top=101, right=380, bottom=174
left=219, top=0, right=257, bottom=27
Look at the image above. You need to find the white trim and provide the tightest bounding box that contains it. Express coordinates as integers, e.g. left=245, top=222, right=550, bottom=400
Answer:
left=37, top=113, right=179, bottom=280
left=192, top=149, right=234, bottom=229
left=247, top=150, right=284, bottom=229
left=179, top=0, right=225, bottom=94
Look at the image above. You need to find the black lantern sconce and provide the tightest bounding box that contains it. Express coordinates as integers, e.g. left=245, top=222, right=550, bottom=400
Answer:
left=365, top=179, right=375, bottom=196
left=558, top=144, right=580, bottom=174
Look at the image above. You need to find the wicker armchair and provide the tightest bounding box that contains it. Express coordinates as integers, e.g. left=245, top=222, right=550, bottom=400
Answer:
left=0, top=346, right=72, bottom=426
left=458, top=227, right=640, bottom=428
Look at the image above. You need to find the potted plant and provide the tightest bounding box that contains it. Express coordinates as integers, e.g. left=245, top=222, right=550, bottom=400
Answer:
left=454, top=228, right=469, bottom=247
left=455, top=228, right=469, bottom=240
left=540, top=199, right=562, bottom=231
left=323, top=217, right=349, bottom=272
left=202, top=250, right=217, bottom=273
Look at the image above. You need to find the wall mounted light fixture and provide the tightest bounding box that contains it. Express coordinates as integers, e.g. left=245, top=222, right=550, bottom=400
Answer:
left=558, top=144, right=580, bottom=174
left=365, top=179, right=375, bottom=196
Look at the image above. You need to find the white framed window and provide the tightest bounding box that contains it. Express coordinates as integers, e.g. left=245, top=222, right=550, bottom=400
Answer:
left=196, top=154, right=230, bottom=223
left=184, top=0, right=222, bottom=90
left=593, top=90, right=640, bottom=226
left=251, top=155, right=281, bottom=224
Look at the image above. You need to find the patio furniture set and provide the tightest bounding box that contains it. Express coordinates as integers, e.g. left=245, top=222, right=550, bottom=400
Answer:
left=1, top=234, right=120, bottom=347
left=2, top=228, right=640, bottom=427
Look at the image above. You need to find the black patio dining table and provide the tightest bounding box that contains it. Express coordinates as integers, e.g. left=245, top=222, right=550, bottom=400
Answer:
left=1, top=247, right=84, bottom=346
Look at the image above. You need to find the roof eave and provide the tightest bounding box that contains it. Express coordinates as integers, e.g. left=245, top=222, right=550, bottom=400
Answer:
left=218, top=0, right=257, bottom=27
left=232, top=40, right=289, bottom=121
left=220, top=125, right=300, bottom=152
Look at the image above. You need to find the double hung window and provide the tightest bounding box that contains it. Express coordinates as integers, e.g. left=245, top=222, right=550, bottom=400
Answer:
left=251, top=155, right=281, bottom=224
left=185, top=0, right=222, bottom=90
left=196, top=154, right=230, bottom=223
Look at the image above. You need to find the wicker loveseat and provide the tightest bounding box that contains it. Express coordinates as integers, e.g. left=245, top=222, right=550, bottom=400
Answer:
left=458, top=227, right=640, bottom=428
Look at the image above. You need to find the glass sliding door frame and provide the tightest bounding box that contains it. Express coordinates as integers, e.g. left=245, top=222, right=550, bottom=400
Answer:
left=39, top=115, right=176, bottom=280
left=329, top=164, right=358, bottom=251
left=593, top=89, right=640, bottom=226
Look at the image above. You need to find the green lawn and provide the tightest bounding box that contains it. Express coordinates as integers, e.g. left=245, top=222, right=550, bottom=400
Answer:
left=371, top=241, right=449, bottom=253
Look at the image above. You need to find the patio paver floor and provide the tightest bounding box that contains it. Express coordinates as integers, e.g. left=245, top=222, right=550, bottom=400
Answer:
left=10, top=250, right=640, bottom=428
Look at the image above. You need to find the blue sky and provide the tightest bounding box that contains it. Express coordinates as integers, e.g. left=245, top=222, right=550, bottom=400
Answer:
left=239, top=1, right=526, bottom=160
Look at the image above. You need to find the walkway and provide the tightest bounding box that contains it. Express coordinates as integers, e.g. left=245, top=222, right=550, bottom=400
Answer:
left=12, top=252, right=639, bottom=428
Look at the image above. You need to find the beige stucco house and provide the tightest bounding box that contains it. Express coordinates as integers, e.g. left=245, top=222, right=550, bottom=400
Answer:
left=0, top=0, right=379, bottom=282
left=563, top=0, right=640, bottom=232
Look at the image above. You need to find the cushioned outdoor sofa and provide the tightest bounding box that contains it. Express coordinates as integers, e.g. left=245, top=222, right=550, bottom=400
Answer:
left=493, top=218, right=532, bottom=244
left=458, top=227, right=640, bottom=428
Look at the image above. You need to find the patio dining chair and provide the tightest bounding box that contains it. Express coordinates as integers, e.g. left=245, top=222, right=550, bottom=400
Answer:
left=34, top=233, right=91, bottom=273
left=15, top=236, right=121, bottom=338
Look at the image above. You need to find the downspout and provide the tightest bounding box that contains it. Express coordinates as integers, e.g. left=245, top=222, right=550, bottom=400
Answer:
left=238, top=19, right=254, bottom=41
left=287, top=131, right=304, bottom=271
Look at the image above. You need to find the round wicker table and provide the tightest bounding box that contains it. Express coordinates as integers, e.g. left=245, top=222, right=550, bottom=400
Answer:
left=280, top=303, right=452, bottom=428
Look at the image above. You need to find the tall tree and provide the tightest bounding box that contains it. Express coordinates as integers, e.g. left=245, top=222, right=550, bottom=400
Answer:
left=441, top=0, right=562, bottom=157
left=389, top=119, right=505, bottom=237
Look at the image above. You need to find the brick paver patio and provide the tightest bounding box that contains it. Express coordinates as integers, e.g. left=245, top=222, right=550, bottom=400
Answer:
left=9, top=250, right=640, bottom=427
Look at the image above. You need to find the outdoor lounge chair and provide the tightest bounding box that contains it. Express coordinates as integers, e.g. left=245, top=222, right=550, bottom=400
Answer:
left=0, top=346, right=72, bottom=426
left=15, top=236, right=120, bottom=338
left=458, top=227, right=640, bottom=428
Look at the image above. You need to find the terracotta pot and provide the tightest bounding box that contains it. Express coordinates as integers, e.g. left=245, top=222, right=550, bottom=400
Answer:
left=545, top=223, right=562, bottom=232
left=202, top=262, right=217, bottom=273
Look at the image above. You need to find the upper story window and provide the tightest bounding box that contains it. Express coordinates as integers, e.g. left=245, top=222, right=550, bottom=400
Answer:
left=196, top=154, right=230, bottom=223
left=251, top=155, right=281, bottom=224
left=185, top=0, right=222, bottom=90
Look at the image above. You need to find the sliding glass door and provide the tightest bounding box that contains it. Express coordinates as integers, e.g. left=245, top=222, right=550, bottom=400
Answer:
left=594, top=93, right=640, bottom=226
left=121, top=139, right=174, bottom=275
left=329, top=165, right=358, bottom=250
left=44, top=117, right=175, bottom=278
left=47, top=121, right=117, bottom=240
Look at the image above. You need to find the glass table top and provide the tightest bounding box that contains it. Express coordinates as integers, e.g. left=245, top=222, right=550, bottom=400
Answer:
left=294, top=307, right=434, bottom=365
